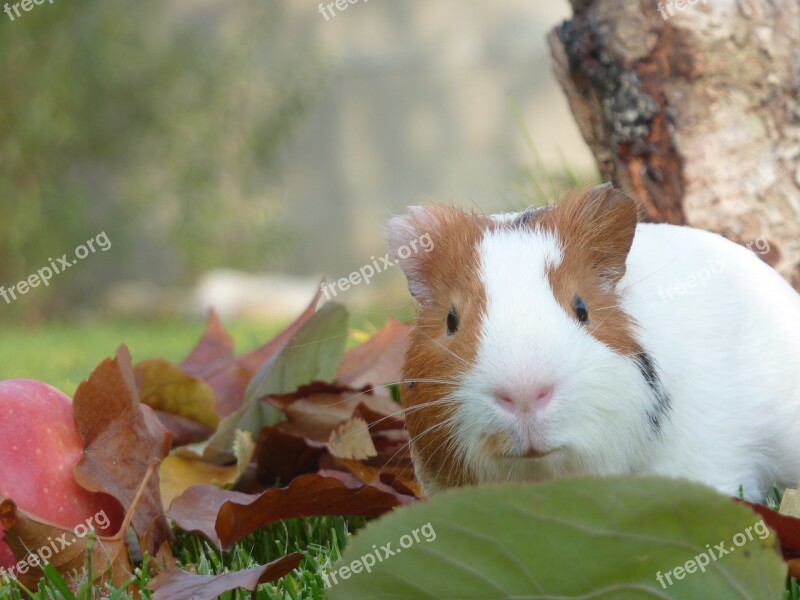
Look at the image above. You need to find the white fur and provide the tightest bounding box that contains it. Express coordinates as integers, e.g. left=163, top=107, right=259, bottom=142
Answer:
left=447, top=220, right=800, bottom=501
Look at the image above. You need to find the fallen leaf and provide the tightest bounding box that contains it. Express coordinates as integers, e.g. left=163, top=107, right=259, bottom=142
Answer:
left=0, top=459, right=158, bottom=590
left=203, top=301, right=348, bottom=463
left=334, top=460, right=422, bottom=500
left=72, top=345, right=174, bottom=556
left=327, top=418, right=377, bottom=460
left=182, top=289, right=322, bottom=419
left=0, top=498, right=132, bottom=589
left=255, top=426, right=326, bottom=487
left=166, top=486, right=252, bottom=547
left=168, top=473, right=401, bottom=550
left=740, top=499, right=800, bottom=559
left=146, top=553, right=302, bottom=600
left=780, top=488, right=800, bottom=519
left=337, top=318, right=410, bottom=391
left=267, top=382, right=400, bottom=442
left=159, top=430, right=254, bottom=509
left=153, top=411, right=213, bottom=447
left=135, top=358, right=219, bottom=429
left=215, top=473, right=402, bottom=549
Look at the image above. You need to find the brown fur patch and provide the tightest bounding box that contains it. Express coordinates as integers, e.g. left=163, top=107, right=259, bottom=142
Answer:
left=519, top=186, right=643, bottom=357
left=400, top=206, right=494, bottom=489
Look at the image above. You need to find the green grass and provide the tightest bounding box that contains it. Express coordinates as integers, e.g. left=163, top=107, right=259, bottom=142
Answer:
left=0, top=517, right=362, bottom=599
left=0, top=310, right=406, bottom=395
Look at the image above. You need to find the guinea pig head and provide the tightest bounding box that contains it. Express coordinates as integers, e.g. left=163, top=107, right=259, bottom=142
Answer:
left=388, top=185, right=655, bottom=496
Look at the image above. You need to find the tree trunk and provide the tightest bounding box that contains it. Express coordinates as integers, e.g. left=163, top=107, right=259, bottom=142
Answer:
left=548, top=0, right=800, bottom=289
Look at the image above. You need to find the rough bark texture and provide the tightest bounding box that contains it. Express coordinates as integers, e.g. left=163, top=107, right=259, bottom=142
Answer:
left=548, top=0, right=800, bottom=289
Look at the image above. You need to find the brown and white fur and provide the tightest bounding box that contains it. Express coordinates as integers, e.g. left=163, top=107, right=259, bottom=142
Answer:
left=388, top=184, right=800, bottom=501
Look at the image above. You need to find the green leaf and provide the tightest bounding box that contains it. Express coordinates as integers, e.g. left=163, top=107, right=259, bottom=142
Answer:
left=203, top=302, right=349, bottom=463
left=327, top=477, right=786, bottom=599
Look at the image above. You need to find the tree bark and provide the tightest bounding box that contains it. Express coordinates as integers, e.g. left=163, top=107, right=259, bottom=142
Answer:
left=548, top=0, right=800, bottom=289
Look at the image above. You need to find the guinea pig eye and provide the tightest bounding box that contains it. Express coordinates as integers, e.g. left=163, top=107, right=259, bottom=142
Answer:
left=446, top=307, right=459, bottom=335
left=574, top=296, right=588, bottom=323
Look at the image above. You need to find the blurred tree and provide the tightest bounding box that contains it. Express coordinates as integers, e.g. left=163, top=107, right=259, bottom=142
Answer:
left=0, top=0, right=321, bottom=320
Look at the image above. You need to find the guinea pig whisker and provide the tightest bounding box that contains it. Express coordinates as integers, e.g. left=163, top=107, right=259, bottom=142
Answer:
left=363, top=397, right=458, bottom=433
left=319, top=379, right=457, bottom=410
left=376, top=416, right=455, bottom=483
left=415, top=329, right=471, bottom=366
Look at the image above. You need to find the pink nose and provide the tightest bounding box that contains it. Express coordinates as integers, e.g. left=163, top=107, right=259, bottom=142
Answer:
left=494, top=385, right=554, bottom=413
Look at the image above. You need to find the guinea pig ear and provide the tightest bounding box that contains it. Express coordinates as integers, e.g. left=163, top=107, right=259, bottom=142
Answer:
left=386, top=206, right=438, bottom=303
left=564, top=183, right=640, bottom=284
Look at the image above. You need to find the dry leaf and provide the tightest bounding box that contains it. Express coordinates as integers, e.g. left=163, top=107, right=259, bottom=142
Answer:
left=72, top=345, right=174, bottom=556
left=255, top=426, right=326, bottom=487
left=146, top=552, right=302, bottom=600
left=168, top=473, right=402, bottom=550
left=181, top=290, right=322, bottom=419
left=327, top=418, right=377, bottom=460
left=135, top=359, right=220, bottom=429
left=336, top=318, right=410, bottom=391
left=215, top=473, right=402, bottom=549
left=0, top=499, right=132, bottom=589
left=159, top=431, right=255, bottom=508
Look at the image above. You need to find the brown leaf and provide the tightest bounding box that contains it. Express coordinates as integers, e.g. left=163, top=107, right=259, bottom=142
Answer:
left=215, top=473, right=402, bottom=549
left=168, top=473, right=401, bottom=550
left=267, top=382, right=399, bottom=443
left=180, top=310, right=235, bottom=378
left=327, top=418, right=377, bottom=460
left=153, top=410, right=213, bottom=447
left=135, top=358, right=220, bottom=429
left=160, top=430, right=255, bottom=508
left=0, top=498, right=133, bottom=589
left=335, top=459, right=422, bottom=500
left=255, top=426, right=326, bottom=486
left=0, top=460, right=159, bottom=590
left=336, top=318, right=410, bottom=390
left=181, top=290, right=322, bottom=418
left=146, top=553, right=302, bottom=600
left=166, top=486, right=253, bottom=547
left=317, top=469, right=417, bottom=505
left=72, top=345, right=174, bottom=556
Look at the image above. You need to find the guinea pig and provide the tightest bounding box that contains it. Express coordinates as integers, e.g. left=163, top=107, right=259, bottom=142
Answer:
left=387, top=184, right=800, bottom=501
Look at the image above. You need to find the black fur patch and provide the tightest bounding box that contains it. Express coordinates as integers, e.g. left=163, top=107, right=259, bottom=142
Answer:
left=637, top=352, right=671, bottom=434
left=513, top=206, right=552, bottom=228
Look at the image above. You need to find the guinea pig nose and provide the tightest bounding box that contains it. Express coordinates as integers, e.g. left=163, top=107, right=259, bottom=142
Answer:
left=494, top=385, right=554, bottom=413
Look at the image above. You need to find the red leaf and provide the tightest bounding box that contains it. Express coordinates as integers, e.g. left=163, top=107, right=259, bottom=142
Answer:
left=739, top=499, right=800, bottom=558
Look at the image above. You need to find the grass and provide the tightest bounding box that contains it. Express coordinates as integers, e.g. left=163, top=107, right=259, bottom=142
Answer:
left=0, top=312, right=401, bottom=598
left=1, top=517, right=361, bottom=599
left=0, top=310, right=408, bottom=395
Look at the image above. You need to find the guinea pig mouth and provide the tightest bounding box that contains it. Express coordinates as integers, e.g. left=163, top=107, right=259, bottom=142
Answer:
left=521, top=447, right=555, bottom=459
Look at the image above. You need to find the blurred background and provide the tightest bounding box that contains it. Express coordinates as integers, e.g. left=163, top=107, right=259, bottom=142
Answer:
left=0, top=0, right=596, bottom=389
